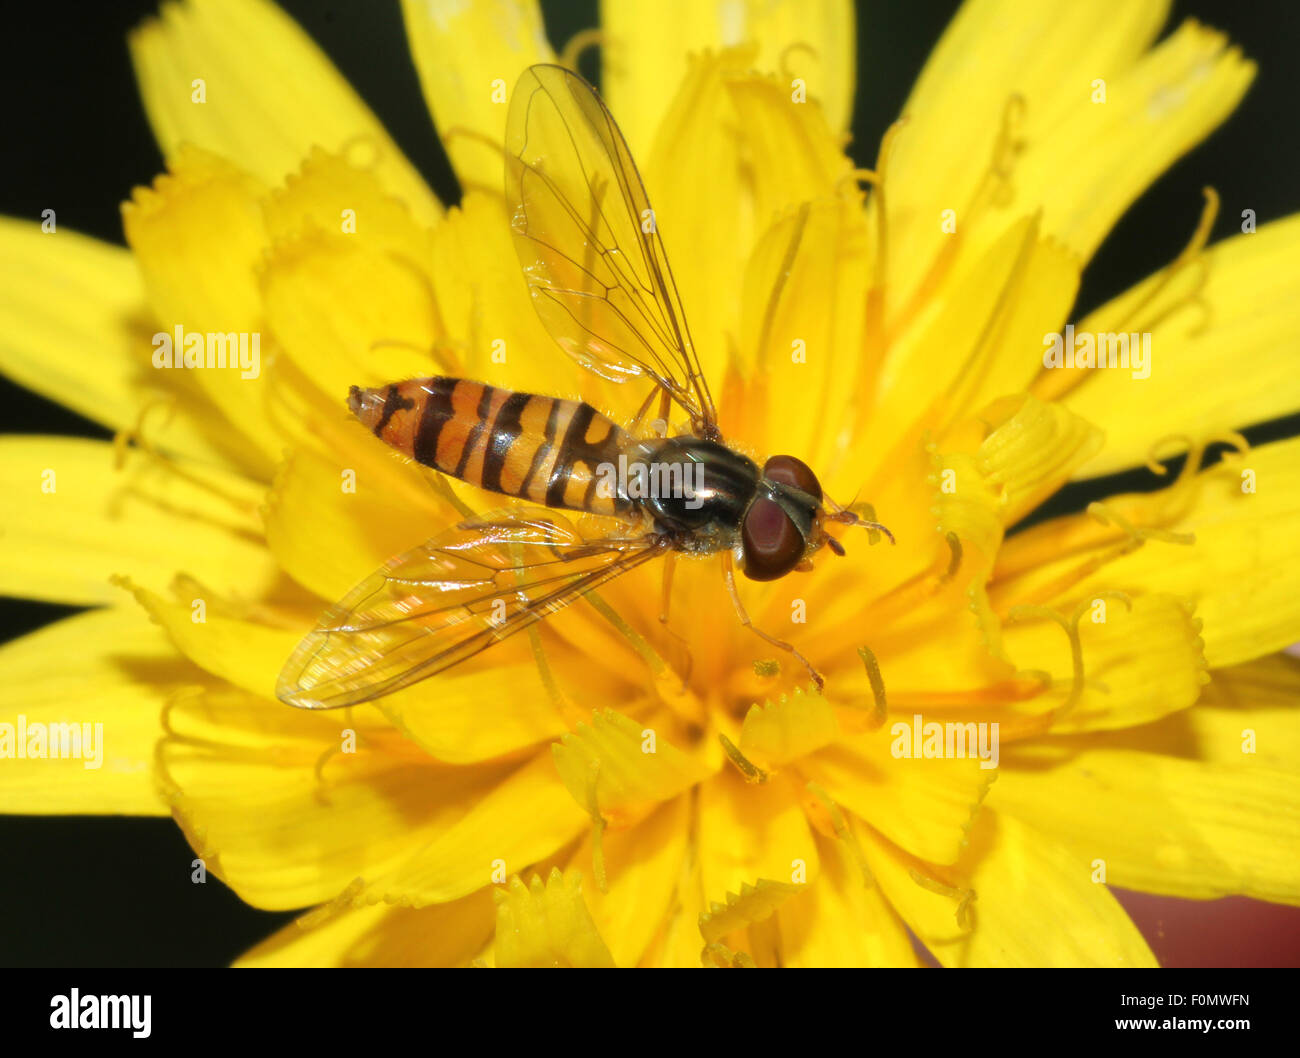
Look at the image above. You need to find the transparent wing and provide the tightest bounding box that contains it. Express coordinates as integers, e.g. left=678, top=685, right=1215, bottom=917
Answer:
left=506, top=63, right=719, bottom=436
left=278, top=506, right=663, bottom=709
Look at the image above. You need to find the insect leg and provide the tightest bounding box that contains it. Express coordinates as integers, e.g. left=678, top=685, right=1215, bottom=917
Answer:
left=657, top=551, right=694, bottom=688
left=652, top=386, right=672, bottom=437
left=625, top=384, right=661, bottom=436
left=721, top=553, right=824, bottom=691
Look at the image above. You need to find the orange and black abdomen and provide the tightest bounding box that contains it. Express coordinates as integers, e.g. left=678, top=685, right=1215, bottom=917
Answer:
left=349, top=377, right=631, bottom=517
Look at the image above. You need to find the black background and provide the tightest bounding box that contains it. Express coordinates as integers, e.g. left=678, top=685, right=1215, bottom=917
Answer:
left=2, top=0, right=1298, bottom=967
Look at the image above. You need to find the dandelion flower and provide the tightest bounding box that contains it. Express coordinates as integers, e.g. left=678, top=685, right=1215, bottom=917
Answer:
left=2, top=0, right=1298, bottom=968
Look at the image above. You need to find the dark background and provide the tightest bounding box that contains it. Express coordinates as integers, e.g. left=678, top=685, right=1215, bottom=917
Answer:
left=2, top=0, right=1298, bottom=967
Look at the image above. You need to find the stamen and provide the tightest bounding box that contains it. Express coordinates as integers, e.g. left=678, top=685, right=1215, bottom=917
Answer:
left=937, top=212, right=1041, bottom=424
left=438, top=127, right=508, bottom=198
left=985, top=94, right=1027, bottom=206
left=1037, top=188, right=1220, bottom=402
left=850, top=500, right=881, bottom=544
left=861, top=531, right=965, bottom=624
left=856, top=645, right=888, bottom=730
left=1087, top=501, right=1195, bottom=547
left=891, top=95, right=1026, bottom=340
left=584, top=759, right=609, bottom=894
left=753, top=659, right=780, bottom=678
left=313, top=743, right=339, bottom=806
left=1007, top=592, right=1132, bottom=726
left=907, top=867, right=977, bottom=932
left=701, top=942, right=756, bottom=968
left=755, top=202, right=811, bottom=371
left=851, top=118, right=907, bottom=364
left=1144, top=430, right=1249, bottom=488
left=114, top=398, right=258, bottom=516
left=112, top=396, right=173, bottom=467
left=960, top=772, right=998, bottom=850
left=939, top=531, right=963, bottom=584
left=527, top=625, right=581, bottom=725
left=582, top=591, right=670, bottom=680
left=559, top=28, right=603, bottom=72
left=1121, top=186, right=1220, bottom=335
left=719, top=733, right=768, bottom=784
left=779, top=41, right=819, bottom=82
left=805, top=781, right=874, bottom=887
left=153, top=686, right=267, bottom=762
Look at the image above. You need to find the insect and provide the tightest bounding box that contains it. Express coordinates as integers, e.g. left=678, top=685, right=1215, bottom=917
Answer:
left=277, top=64, right=892, bottom=710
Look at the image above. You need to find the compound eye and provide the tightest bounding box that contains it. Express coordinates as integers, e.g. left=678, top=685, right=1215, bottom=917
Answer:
left=741, top=497, right=804, bottom=581
left=763, top=454, right=822, bottom=504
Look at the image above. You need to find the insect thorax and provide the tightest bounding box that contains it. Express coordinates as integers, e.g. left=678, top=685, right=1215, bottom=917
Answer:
left=617, top=436, right=760, bottom=538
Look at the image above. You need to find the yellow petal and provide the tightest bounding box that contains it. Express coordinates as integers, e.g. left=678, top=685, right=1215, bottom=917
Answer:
left=1070, top=437, right=1300, bottom=667
left=0, top=609, right=179, bottom=816
left=494, top=868, right=616, bottom=967
left=400, top=0, right=555, bottom=196
left=996, top=659, right=1300, bottom=903
left=1196, top=654, right=1300, bottom=769
left=129, top=0, right=441, bottom=225
left=948, top=393, right=1104, bottom=529
left=236, top=887, right=495, bottom=967
left=0, top=437, right=277, bottom=606
left=735, top=197, right=871, bottom=472
left=121, top=147, right=279, bottom=475
left=723, top=73, right=851, bottom=230
left=862, top=810, right=1157, bottom=967
left=552, top=709, right=713, bottom=828
left=1013, top=19, right=1254, bottom=260
left=698, top=877, right=801, bottom=946
left=157, top=685, right=515, bottom=909
left=0, top=220, right=233, bottom=467
left=356, top=750, right=589, bottom=908
left=778, top=831, right=922, bottom=967
left=739, top=686, right=839, bottom=770
left=601, top=0, right=855, bottom=159
left=565, top=795, right=690, bottom=967
left=697, top=769, right=819, bottom=899
left=263, top=444, right=442, bottom=604
left=882, top=0, right=1169, bottom=321
left=999, top=593, right=1209, bottom=733
left=1054, top=214, right=1300, bottom=478
left=427, top=192, right=589, bottom=404
left=859, top=219, right=1080, bottom=477
left=642, top=51, right=754, bottom=397
left=260, top=230, right=440, bottom=416
left=118, top=578, right=299, bottom=700
left=801, top=730, right=992, bottom=865
left=376, top=661, right=569, bottom=765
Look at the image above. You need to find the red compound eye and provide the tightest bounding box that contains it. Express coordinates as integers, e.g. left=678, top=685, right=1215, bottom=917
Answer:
left=741, top=497, right=804, bottom=581
left=763, top=454, right=822, bottom=503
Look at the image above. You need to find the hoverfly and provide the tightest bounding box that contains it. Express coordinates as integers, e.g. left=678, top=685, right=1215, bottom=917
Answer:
left=277, top=64, right=892, bottom=710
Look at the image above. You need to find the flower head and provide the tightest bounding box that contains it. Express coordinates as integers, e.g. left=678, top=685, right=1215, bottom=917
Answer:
left=2, top=0, right=1298, bottom=968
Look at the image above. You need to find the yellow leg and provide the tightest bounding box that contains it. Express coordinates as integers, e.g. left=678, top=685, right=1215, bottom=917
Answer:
left=658, top=551, right=694, bottom=688
left=722, top=552, right=824, bottom=690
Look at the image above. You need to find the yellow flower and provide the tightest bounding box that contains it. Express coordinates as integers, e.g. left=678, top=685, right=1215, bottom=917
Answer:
left=2, top=0, right=1298, bottom=968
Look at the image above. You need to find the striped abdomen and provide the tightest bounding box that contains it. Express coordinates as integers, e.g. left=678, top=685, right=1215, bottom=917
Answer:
left=348, top=377, right=631, bottom=517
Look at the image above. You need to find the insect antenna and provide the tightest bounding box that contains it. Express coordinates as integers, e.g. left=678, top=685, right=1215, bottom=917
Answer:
left=822, top=491, right=896, bottom=547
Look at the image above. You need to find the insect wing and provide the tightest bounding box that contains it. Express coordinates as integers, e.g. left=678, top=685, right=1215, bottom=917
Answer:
left=277, top=507, right=662, bottom=709
left=505, top=63, right=718, bottom=433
